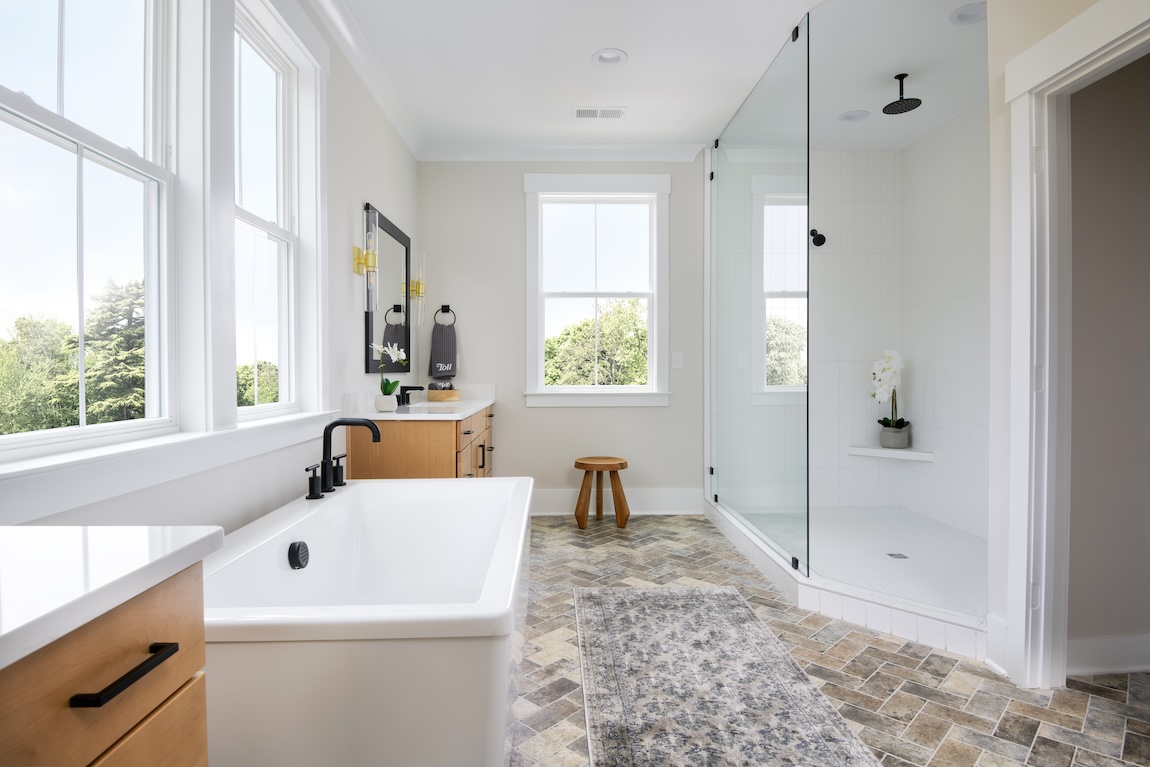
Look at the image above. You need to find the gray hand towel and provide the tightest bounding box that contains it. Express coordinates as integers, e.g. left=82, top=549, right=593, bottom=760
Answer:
left=381, top=321, right=405, bottom=349
left=428, top=323, right=457, bottom=379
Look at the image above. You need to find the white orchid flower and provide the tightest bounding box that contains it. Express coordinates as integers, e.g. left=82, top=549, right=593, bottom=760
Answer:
left=870, top=350, right=908, bottom=427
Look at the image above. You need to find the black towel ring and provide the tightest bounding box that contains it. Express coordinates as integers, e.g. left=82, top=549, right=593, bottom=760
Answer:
left=384, top=305, right=405, bottom=325
left=434, top=305, right=456, bottom=326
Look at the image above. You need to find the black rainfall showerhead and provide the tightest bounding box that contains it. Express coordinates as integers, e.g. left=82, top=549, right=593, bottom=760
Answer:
left=883, top=73, right=922, bottom=115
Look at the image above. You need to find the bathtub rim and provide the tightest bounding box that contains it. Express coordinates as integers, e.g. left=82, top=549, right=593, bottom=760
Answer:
left=202, top=476, right=533, bottom=643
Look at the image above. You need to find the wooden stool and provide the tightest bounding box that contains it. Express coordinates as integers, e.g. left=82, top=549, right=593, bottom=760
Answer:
left=574, top=456, right=630, bottom=529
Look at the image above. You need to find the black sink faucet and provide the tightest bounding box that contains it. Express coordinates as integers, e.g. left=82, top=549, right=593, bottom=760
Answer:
left=321, top=418, right=380, bottom=492
left=399, top=386, right=425, bottom=406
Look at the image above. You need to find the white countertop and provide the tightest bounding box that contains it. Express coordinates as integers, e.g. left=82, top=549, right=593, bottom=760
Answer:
left=0, top=525, right=223, bottom=670
left=347, top=397, right=494, bottom=421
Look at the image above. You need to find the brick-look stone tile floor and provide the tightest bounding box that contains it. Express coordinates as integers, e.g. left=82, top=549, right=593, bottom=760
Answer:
left=510, top=515, right=1150, bottom=767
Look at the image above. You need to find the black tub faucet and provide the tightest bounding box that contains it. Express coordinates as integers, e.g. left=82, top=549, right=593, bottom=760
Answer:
left=321, top=418, right=380, bottom=493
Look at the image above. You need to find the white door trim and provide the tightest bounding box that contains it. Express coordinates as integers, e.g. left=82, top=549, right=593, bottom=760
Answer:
left=1005, top=0, right=1150, bottom=689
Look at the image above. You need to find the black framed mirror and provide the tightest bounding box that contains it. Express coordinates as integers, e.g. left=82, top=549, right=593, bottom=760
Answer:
left=363, top=203, right=411, bottom=374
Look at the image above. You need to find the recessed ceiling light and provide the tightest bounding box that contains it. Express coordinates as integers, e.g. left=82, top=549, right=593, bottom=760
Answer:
left=592, top=48, right=628, bottom=65
left=838, top=109, right=870, bottom=123
left=949, top=2, right=986, bottom=25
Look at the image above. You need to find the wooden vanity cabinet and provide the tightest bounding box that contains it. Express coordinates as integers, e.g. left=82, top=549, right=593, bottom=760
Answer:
left=0, top=564, right=209, bottom=767
left=347, top=406, right=494, bottom=479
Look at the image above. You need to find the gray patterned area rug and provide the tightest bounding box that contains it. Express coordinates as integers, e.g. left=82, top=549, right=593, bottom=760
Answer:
left=574, top=587, right=883, bottom=767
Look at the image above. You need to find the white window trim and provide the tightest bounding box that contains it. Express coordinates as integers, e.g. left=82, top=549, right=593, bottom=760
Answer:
left=233, top=12, right=300, bottom=414
left=0, top=31, right=178, bottom=459
left=524, top=173, right=670, bottom=407
left=750, top=176, right=808, bottom=399
left=0, top=0, right=331, bottom=520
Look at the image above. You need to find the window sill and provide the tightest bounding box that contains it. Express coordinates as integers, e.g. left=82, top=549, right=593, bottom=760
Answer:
left=0, top=410, right=338, bottom=525
left=525, top=391, right=670, bottom=408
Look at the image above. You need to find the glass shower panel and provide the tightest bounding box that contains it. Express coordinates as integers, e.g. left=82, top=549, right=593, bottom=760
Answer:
left=711, top=17, right=809, bottom=574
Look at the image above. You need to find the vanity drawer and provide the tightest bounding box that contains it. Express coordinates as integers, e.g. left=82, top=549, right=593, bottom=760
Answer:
left=90, top=673, right=208, bottom=767
left=456, top=409, right=486, bottom=450
left=0, top=564, right=206, bottom=767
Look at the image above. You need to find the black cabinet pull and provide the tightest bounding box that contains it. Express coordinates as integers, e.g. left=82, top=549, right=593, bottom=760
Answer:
left=463, top=430, right=474, bottom=435
left=69, top=642, right=179, bottom=708
left=478, top=443, right=486, bottom=470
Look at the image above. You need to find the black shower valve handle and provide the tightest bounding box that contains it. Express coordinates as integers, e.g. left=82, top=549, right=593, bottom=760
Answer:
left=810, top=229, right=827, bottom=247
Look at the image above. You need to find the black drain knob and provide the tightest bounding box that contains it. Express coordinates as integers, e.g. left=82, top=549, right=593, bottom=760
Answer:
left=288, top=540, right=310, bottom=570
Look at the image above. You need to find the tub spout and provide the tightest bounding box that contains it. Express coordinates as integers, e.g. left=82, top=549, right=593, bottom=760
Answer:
left=321, top=418, right=380, bottom=492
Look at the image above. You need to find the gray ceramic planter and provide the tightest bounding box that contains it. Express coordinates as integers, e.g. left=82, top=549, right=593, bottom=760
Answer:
left=879, top=427, right=909, bottom=449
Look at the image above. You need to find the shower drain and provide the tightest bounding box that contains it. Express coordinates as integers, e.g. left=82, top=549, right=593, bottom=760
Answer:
left=887, top=553, right=909, bottom=559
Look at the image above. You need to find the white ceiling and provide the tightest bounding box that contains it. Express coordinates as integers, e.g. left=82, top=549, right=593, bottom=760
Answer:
left=315, top=0, right=987, bottom=162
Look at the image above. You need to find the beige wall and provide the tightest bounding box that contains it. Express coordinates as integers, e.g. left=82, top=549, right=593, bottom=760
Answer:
left=416, top=160, right=705, bottom=497
left=323, top=33, right=420, bottom=408
left=1068, top=52, right=1150, bottom=639
left=985, top=0, right=1103, bottom=629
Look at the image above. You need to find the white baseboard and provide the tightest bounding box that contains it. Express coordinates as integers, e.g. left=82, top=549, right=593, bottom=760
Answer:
left=985, top=615, right=1009, bottom=677
left=529, top=487, right=703, bottom=517
left=1067, top=634, right=1150, bottom=675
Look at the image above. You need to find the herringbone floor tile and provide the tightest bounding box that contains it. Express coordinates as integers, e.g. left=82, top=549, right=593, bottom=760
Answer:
left=511, top=515, right=1150, bottom=767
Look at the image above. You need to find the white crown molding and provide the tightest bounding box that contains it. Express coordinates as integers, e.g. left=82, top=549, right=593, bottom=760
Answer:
left=307, top=0, right=425, bottom=157
left=419, top=142, right=707, bottom=164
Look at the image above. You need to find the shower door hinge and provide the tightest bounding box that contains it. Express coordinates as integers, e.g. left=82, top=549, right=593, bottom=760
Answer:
left=791, top=556, right=800, bottom=570
left=714, top=138, right=719, bottom=149
left=713, top=494, right=718, bottom=503
left=709, top=171, right=714, bottom=181
left=709, top=466, right=714, bottom=475
left=792, top=26, right=800, bottom=42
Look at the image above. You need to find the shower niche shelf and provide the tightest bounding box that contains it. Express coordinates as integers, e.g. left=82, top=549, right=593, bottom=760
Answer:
left=847, top=445, right=934, bottom=462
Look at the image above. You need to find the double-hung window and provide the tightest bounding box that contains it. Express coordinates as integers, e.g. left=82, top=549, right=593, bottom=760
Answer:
left=753, top=192, right=808, bottom=392
left=234, top=10, right=297, bottom=413
left=525, top=174, right=670, bottom=407
left=0, top=1, right=171, bottom=442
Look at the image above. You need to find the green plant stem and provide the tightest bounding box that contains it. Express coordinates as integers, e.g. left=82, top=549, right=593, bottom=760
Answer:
left=892, top=388, right=898, bottom=424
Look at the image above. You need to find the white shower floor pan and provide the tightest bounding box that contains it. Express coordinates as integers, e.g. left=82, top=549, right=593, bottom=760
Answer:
left=705, top=501, right=988, bottom=661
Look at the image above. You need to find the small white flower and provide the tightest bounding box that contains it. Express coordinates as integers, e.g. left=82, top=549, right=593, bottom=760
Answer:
left=371, top=342, right=408, bottom=365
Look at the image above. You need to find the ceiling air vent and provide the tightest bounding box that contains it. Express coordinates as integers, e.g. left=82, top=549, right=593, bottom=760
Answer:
left=574, top=107, right=626, bottom=119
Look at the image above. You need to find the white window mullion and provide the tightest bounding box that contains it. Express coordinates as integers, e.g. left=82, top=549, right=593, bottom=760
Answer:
left=234, top=31, right=244, bottom=210
left=279, top=239, right=294, bottom=403
left=56, top=0, right=65, bottom=114
left=74, top=145, right=86, bottom=427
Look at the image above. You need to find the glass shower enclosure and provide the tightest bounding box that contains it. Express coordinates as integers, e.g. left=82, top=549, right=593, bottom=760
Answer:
left=710, top=17, right=809, bottom=576
left=709, top=0, right=990, bottom=620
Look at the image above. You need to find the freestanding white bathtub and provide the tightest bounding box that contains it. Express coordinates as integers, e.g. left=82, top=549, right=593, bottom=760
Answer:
left=202, top=477, right=533, bottom=767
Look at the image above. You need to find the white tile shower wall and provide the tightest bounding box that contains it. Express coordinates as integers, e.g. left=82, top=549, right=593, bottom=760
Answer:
left=808, top=148, right=903, bottom=508
left=899, top=101, right=990, bottom=539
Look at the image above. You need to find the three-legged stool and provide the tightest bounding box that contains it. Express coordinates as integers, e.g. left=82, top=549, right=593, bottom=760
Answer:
left=573, top=456, right=630, bottom=529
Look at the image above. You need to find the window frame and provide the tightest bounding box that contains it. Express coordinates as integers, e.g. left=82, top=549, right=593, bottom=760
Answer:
left=751, top=188, right=809, bottom=397
left=0, top=0, right=331, bottom=522
left=0, top=0, right=177, bottom=456
left=233, top=8, right=301, bottom=419
left=524, top=173, right=670, bottom=407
